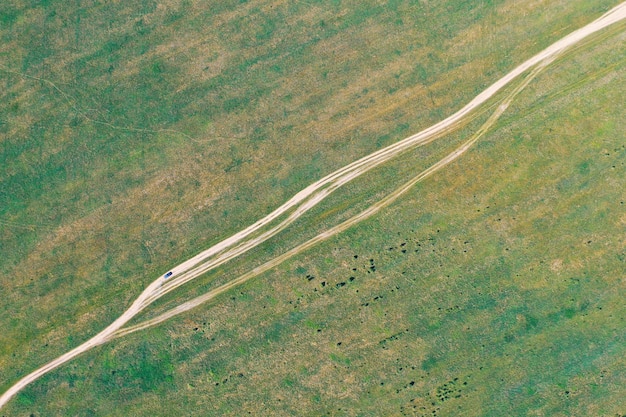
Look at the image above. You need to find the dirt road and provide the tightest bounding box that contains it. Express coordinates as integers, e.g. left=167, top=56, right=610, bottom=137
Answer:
left=2, top=2, right=625, bottom=410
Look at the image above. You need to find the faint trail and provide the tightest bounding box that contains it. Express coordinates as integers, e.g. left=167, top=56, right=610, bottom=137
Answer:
left=0, top=65, right=204, bottom=143
left=2, top=2, right=625, bottom=410
left=0, top=219, right=56, bottom=231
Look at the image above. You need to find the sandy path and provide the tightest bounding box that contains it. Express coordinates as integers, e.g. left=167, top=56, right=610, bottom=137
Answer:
left=113, top=59, right=550, bottom=338
left=2, top=2, right=625, bottom=410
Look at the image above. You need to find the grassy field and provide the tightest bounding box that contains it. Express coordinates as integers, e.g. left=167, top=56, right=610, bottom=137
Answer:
left=1, top=0, right=625, bottom=415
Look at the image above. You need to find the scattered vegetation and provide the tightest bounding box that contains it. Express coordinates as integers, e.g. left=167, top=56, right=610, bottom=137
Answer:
left=1, top=0, right=625, bottom=416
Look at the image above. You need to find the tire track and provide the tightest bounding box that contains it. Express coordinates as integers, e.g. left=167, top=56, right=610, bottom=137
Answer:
left=114, top=58, right=550, bottom=338
left=2, top=2, right=625, bottom=409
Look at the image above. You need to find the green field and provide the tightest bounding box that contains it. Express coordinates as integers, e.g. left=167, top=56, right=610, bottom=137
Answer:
left=1, top=0, right=625, bottom=415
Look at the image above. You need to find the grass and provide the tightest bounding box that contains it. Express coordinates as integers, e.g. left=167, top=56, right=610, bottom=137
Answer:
left=1, top=0, right=625, bottom=415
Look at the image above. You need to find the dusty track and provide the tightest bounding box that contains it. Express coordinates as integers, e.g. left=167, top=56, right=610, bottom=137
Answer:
left=113, top=59, right=550, bottom=338
left=2, top=2, right=625, bottom=410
